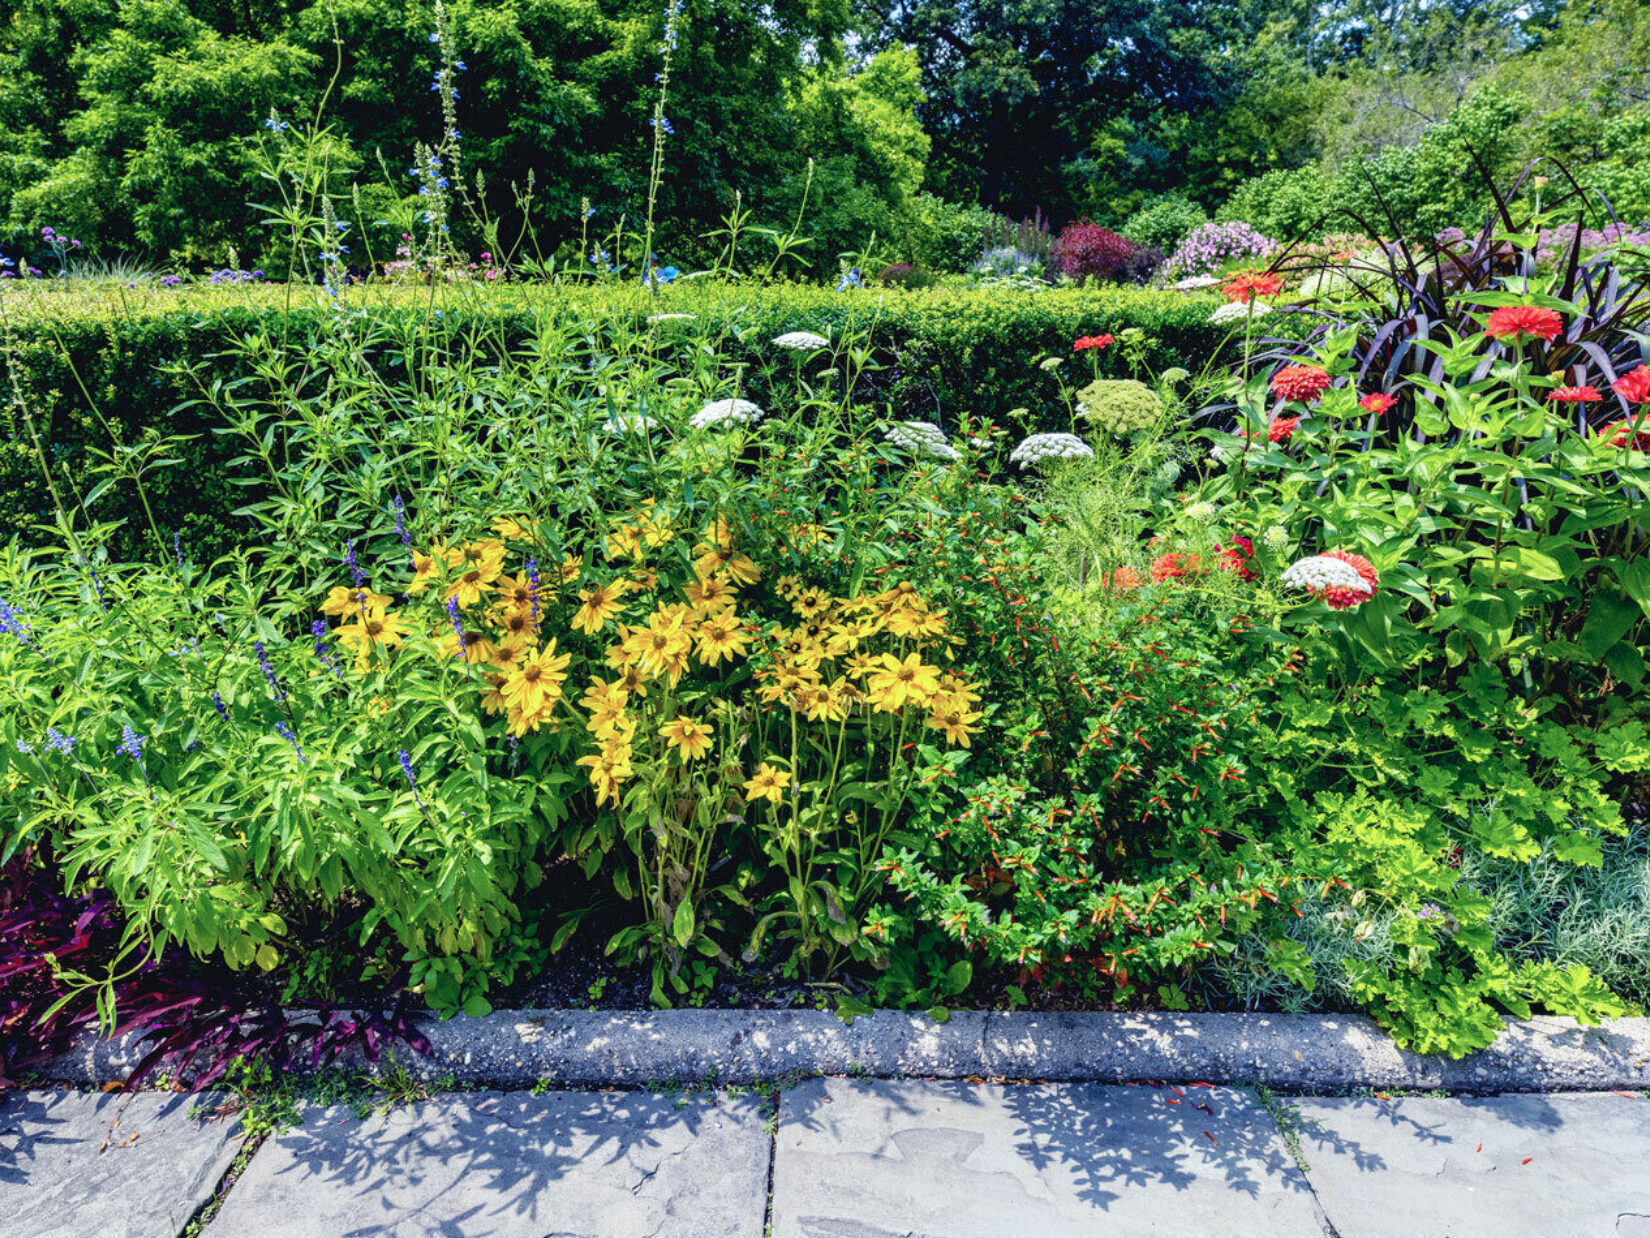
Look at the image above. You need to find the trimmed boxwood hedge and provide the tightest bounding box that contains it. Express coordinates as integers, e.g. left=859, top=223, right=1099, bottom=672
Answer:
left=0, top=281, right=1306, bottom=555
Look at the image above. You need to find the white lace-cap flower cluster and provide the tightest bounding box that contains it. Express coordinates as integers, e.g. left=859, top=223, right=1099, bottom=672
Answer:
left=603, top=414, right=658, bottom=435
left=1210, top=300, right=1273, bottom=324
left=772, top=330, right=830, bottom=350
left=883, top=420, right=960, bottom=461
left=1008, top=432, right=1094, bottom=467
left=1280, top=555, right=1373, bottom=596
left=690, top=398, right=765, bottom=430
left=1173, top=274, right=1221, bottom=291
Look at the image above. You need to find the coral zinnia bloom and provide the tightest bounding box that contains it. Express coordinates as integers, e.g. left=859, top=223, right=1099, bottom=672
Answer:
left=866, top=653, right=940, bottom=713
left=1268, top=416, right=1300, bottom=443
left=1074, top=333, right=1114, bottom=351
left=1218, top=536, right=1258, bottom=582
left=1547, top=385, right=1601, bottom=403
left=1098, top=566, right=1143, bottom=592
left=1358, top=392, right=1396, bottom=415
left=1484, top=305, right=1563, bottom=344
left=1270, top=365, right=1333, bottom=404
left=1222, top=272, right=1284, bottom=304
left=743, top=762, right=792, bottom=804
left=1150, top=552, right=1206, bottom=582
left=1613, top=366, right=1650, bottom=404
left=658, top=715, right=713, bottom=762
left=1600, top=418, right=1650, bottom=451
left=572, top=579, right=628, bottom=634
left=1319, top=550, right=1378, bottom=610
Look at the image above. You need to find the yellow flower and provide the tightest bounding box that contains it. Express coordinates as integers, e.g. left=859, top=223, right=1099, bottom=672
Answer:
left=775, top=574, right=803, bottom=601
left=605, top=525, right=645, bottom=561
left=926, top=706, right=983, bottom=747
left=700, top=515, right=736, bottom=553
left=559, top=554, right=584, bottom=584
left=743, top=762, right=792, bottom=804
left=447, top=544, right=506, bottom=607
left=503, top=638, right=573, bottom=717
left=685, top=572, right=737, bottom=615
left=319, top=585, right=391, bottom=618
left=479, top=674, right=510, bottom=715
left=576, top=750, right=632, bottom=806
left=572, top=579, right=629, bottom=635
left=658, top=715, right=713, bottom=762
left=438, top=627, right=501, bottom=666
left=694, top=613, right=749, bottom=667
left=844, top=651, right=878, bottom=679
left=636, top=507, right=675, bottom=549
left=792, top=587, right=830, bottom=619
left=636, top=610, right=692, bottom=685
left=337, top=606, right=411, bottom=656
left=489, top=638, right=528, bottom=674
left=866, top=653, right=941, bottom=713
left=408, top=541, right=466, bottom=595
left=493, top=572, right=540, bottom=614
left=492, top=516, right=538, bottom=540
left=629, top=566, right=660, bottom=592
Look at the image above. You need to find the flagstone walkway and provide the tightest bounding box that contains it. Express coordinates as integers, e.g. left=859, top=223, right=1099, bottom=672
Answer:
left=2, top=1078, right=1647, bottom=1236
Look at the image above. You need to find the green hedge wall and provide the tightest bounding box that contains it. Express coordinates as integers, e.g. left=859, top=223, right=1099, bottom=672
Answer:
left=0, top=282, right=1305, bottom=555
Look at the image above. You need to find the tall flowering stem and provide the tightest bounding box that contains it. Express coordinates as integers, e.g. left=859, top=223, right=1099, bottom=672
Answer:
left=641, top=0, right=686, bottom=294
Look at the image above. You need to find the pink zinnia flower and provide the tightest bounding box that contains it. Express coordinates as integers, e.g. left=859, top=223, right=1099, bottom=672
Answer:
left=1613, top=366, right=1650, bottom=404
left=1074, top=334, right=1115, bottom=352
left=1218, top=536, right=1258, bottom=582
left=1547, top=385, right=1601, bottom=404
left=1270, top=364, right=1333, bottom=404
left=1484, top=305, right=1563, bottom=344
left=1358, top=393, right=1396, bottom=415
left=1268, top=416, right=1300, bottom=443
left=1601, top=418, right=1650, bottom=451
left=1150, top=552, right=1206, bottom=582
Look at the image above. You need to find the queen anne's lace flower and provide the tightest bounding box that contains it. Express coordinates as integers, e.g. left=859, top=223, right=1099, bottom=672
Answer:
left=1261, top=525, right=1290, bottom=552
left=1009, top=432, right=1094, bottom=468
left=604, top=414, right=658, bottom=435
left=1185, top=500, right=1218, bottom=524
left=884, top=420, right=960, bottom=461
left=1211, top=300, right=1273, bottom=324
left=691, top=398, right=765, bottom=429
left=1281, top=552, right=1378, bottom=609
left=1076, top=379, right=1163, bottom=435
left=772, top=330, right=830, bottom=350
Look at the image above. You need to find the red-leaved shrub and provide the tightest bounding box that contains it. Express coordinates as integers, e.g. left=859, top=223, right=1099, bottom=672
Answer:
left=1050, top=221, right=1139, bottom=285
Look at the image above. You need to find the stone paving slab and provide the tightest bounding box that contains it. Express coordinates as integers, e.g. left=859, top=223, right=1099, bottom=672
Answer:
left=0, top=1089, right=242, bottom=1238
left=204, top=1089, right=769, bottom=1238
left=770, top=1077, right=1330, bottom=1237
left=1288, top=1092, right=1650, bottom=1238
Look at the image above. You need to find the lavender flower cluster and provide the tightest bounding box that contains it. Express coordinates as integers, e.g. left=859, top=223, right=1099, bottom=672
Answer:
left=1165, top=221, right=1278, bottom=280
left=1533, top=222, right=1650, bottom=265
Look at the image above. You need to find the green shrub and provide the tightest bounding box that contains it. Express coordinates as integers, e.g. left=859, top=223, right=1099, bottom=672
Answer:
left=1121, top=196, right=1208, bottom=253
left=0, top=281, right=1304, bottom=555
left=1215, top=167, right=1331, bottom=243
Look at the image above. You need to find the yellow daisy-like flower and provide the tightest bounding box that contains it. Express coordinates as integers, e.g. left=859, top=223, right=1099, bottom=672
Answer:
left=576, top=751, right=632, bottom=806
left=493, top=572, right=540, bottom=614
left=629, top=566, right=660, bottom=592
left=866, top=653, right=941, bottom=713
left=319, top=584, right=392, bottom=619
left=743, top=762, right=792, bottom=804
left=503, top=638, right=573, bottom=717
left=479, top=674, right=510, bottom=715
left=658, top=715, right=714, bottom=762
left=572, top=579, right=629, bottom=635
left=685, top=572, right=737, bottom=615
left=605, top=525, right=645, bottom=561
left=494, top=607, right=539, bottom=647
left=844, top=651, right=878, bottom=679
left=700, top=515, right=736, bottom=553
left=694, top=613, right=749, bottom=667
left=636, top=610, right=692, bottom=684
left=438, top=627, right=501, bottom=666
left=408, top=542, right=466, bottom=595
left=774, top=574, right=803, bottom=601
left=792, top=588, right=831, bottom=619
left=559, top=554, right=584, bottom=584
left=492, top=516, right=538, bottom=541
left=337, top=606, right=411, bottom=656
left=447, top=545, right=506, bottom=608
left=926, top=706, right=984, bottom=747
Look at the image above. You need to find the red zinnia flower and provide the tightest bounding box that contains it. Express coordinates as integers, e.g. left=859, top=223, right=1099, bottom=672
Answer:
left=1613, top=366, right=1650, bottom=404
left=1268, top=416, right=1300, bottom=443
left=1222, top=272, right=1284, bottom=304
left=1099, top=566, right=1143, bottom=592
left=1600, top=418, right=1650, bottom=451
left=1150, top=552, right=1206, bottom=583
left=1074, top=334, right=1115, bottom=352
left=1484, top=305, right=1563, bottom=344
left=1270, top=364, right=1333, bottom=404
left=1218, top=536, right=1258, bottom=582
left=1547, top=386, right=1601, bottom=404
left=1358, top=392, right=1396, bottom=415
left=1320, top=549, right=1378, bottom=611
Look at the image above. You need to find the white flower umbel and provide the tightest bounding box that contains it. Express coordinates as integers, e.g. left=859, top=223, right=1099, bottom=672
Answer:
left=603, top=414, right=658, bottom=435
left=1280, top=555, right=1373, bottom=596
left=772, top=330, right=830, bottom=350
left=1174, top=274, right=1221, bottom=291
left=648, top=312, right=696, bottom=327
left=884, top=420, right=961, bottom=461
left=1185, top=500, right=1218, bottom=524
left=1261, top=525, right=1290, bottom=552
left=690, top=398, right=766, bottom=430
left=1210, top=300, right=1273, bottom=324
left=1008, top=432, right=1094, bottom=468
